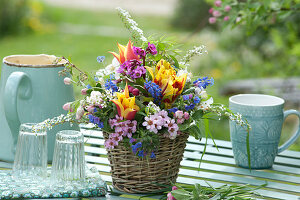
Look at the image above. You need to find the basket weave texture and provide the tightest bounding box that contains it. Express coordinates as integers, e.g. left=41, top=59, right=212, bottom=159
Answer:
left=103, top=132, right=189, bottom=193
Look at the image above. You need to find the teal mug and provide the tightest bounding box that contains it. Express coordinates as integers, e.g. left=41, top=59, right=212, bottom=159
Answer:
left=0, top=54, right=78, bottom=162
left=229, top=94, right=300, bottom=169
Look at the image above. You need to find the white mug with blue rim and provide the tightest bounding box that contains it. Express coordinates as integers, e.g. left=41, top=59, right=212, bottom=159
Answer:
left=229, top=94, right=300, bottom=169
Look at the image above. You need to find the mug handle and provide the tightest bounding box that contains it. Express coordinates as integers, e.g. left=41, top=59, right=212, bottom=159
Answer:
left=278, top=110, right=300, bottom=153
left=4, top=72, right=32, bottom=152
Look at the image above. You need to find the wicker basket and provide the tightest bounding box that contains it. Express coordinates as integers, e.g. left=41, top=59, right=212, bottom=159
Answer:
left=103, top=132, right=189, bottom=193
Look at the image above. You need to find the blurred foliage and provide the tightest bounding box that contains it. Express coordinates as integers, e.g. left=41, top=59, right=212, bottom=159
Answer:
left=0, top=0, right=44, bottom=37
left=196, top=0, right=300, bottom=80
left=208, top=0, right=300, bottom=35
left=0, top=0, right=29, bottom=36
left=171, top=0, right=211, bottom=30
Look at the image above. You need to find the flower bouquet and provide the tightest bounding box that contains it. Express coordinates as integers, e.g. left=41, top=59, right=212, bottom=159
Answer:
left=38, top=8, right=249, bottom=194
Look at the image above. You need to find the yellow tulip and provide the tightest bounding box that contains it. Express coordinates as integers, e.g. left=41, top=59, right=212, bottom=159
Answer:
left=111, top=84, right=140, bottom=120
left=147, top=59, right=187, bottom=108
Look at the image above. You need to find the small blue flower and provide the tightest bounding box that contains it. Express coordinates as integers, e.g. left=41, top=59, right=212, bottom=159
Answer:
left=94, top=116, right=100, bottom=124
left=89, top=115, right=103, bottom=129
left=138, top=150, right=144, bottom=158
left=168, top=107, right=178, bottom=114
left=185, top=104, right=196, bottom=111
left=97, top=56, right=105, bottom=63
left=105, top=79, right=118, bottom=93
left=193, top=77, right=214, bottom=89
left=131, top=145, right=138, bottom=154
left=88, top=114, right=94, bottom=123
left=190, top=104, right=195, bottom=110
left=135, top=142, right=142, bottom=148
left=98, top=121, right=104, bottom=129
left=131, top=142, right=142, bottom=154
left=185, top=105, right=190, bottom=110
left=87, top=84, right=92, bottom=89
left=150, top=152, right=156, bottom=159
left=182, top=95, right=190, bottom=101
left=94, top=77, right=99, bottom=81
left=194, top=96, right=201, bottom=104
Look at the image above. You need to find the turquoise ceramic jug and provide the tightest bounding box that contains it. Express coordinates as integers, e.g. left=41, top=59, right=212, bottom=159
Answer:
left=0, top=54, right=79, bottom=162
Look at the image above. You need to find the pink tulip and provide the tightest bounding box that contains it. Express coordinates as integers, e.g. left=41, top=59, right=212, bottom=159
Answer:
left=224, top=16, right=230, bottom=21
left=214, top=0, right=222, bottom=7
left=62, top=103, right=71, bottom=111
left=81, top=88, right=88, bottom=95
left=209, top=8, right=214, bottom=14
left=225, top=5, right=231, bottom=12
left=64, top=77, right=72, bottom=85
left=213, top=10, right=221, bottom=17
left=209, top=17, right=217, bottom=24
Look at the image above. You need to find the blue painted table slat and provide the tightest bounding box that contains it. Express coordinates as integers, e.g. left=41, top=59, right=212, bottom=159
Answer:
left=0, top=127, right=299, bottom=200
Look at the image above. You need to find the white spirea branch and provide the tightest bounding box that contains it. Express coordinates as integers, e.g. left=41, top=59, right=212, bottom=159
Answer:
left=32, top=113, right=76, bottom=133
left=116, top=7, right=147, bottom=44
left=180, top=45, right=208, bottom=66
left=208, top=104, right=251, bottom=130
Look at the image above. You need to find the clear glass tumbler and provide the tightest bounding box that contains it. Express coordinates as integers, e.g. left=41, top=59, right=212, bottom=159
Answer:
left=51, top=130, right=85, bottom=182
left=13, top=123, right=48, bottom=178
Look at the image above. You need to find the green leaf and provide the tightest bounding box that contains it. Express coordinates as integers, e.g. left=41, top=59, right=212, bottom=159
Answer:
left=154, top=54, right=163, bottom=61
left=135, top=99, right=146, bottom=110
left=187, top=124, right=202, bottom=140
left=102, top=118, right=110, bottom=132
left=169, top=55, right=179, bottom=69
left=86, top=71, right=96, bottom=86
left=182, top=87, right=195, bottom=95
left=178, top=122, right=190, bottom=131
left=171, top=190, right=191, bottom=200
left=246, top=129, right=251, bottom=170
left=157, top=43, right=166, bottom=51
left=192, top=110, right=203, bottom=120
left=192, top=188, right=200, bottom=200
left=135, top=111, right=145, bottom=122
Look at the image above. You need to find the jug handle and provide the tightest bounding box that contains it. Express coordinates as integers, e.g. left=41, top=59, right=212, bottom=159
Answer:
left=4, top=72, right=32, bottom=150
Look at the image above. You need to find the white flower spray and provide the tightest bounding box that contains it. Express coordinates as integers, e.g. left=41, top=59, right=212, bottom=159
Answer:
left=31, top=114, right=76, bottom=133
left=207, top=104, right=251, bottom=130
left=116, top=7, right=147, bottom=44
left=180, top=45, right=208, bottom=66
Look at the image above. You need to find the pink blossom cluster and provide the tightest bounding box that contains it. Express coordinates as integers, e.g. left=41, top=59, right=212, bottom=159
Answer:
left=142, top=110, right=179, bottom=139
left=174, top=110, right=189, bottom=124
left=208, top=0, right=232, bottom=24
left=104, top=115, right=137, bottom=149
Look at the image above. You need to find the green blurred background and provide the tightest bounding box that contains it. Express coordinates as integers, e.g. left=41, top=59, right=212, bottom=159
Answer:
left=0, top=0, right=299, bottom=150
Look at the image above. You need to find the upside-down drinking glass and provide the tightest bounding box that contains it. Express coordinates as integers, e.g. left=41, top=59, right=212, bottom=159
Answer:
left=51, top=130, right=85, bottom=182
left=13, top=123, right=48, bottom=178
